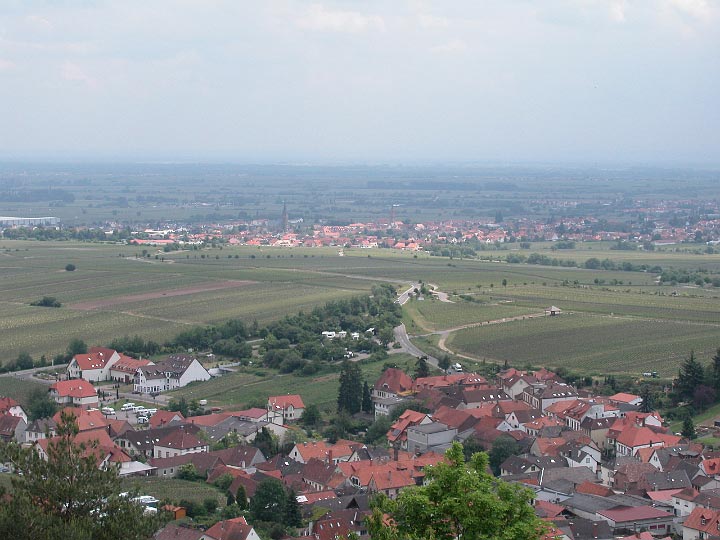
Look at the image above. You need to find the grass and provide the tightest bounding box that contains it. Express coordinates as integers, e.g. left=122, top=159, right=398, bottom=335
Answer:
left=119, top=477, right=226, bottom=508
left=0, top=377, right=47, bottom=408
left=170, top=354, right=419, bottom=413
left=446, top=313, right=720, bottom=376
left=403, top=298, right=538, bottom=332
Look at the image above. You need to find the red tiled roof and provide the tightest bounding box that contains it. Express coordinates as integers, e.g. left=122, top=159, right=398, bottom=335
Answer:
left=50, top=379, right=97, bottom=398
left=268, top=394, right=305, bottom=410
left=0, top=397, right=20, bottom=414
left=374, top=368, right=413, bottom=394
left=597, top=505, right=672, bottom=522
left=204, top=516, right=255, bottom=540
left=149, top=410, right=185, bottom=428
left=157, top=428, right=206, bottom=450
left=72, top=348, right=116, bottom=371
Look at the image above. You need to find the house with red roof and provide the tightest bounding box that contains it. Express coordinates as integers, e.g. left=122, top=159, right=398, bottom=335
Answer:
left=66, top=347, right=120, bottom=382
left=613, top=425, right=682, bottom=457
left=52, top=407, right=108, bottom=432
left=680, top=507, right=720, bottom=539
left=609, top=392, right=643, bottom=407
left=372, top=368, right=414, bottom=417
left=201, top=516, right=261, bottom=540
left=387, top=410, right=432, bottom=451
left=109, top=354, right=154, bottom=384
left=267, top=394, right=305, bottom=423
left=0, top=396, right=27, bottom=423
left=0, top=413, right=26, bottom=443
left=36, top=428, right=132, bottom=472
left=149, top=410, right=185, bottom=429
left=153, top=426, right=209, bottom=459
left=49, top=378, right=98, bottom=409
left=289, top=440, right=360, bottom=465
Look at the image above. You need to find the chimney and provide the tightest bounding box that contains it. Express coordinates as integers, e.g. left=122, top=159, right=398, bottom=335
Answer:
left=328, top=450, right=333, bottom=464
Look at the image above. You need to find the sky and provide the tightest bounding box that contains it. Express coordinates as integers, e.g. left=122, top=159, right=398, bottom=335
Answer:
left=0, top=0, right=718, bottom=165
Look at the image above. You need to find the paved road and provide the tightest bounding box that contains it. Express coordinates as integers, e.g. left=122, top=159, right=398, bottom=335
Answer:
left=396, top=283, right=420, bottom=306
left=392, top=323, right=439, bottom=368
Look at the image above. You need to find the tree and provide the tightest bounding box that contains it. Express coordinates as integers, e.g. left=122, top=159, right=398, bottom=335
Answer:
left=367, top=442, right=545, bottom=540
left=284, top=488, right=302, bottom=528
left=66, top=338, right=87, bottom=358
left=300, top=404, right=321, bottom=428
left=337, top=360, right=362, bottom=414
left=65, top=264, right=76, bottom=271
left=414, top=356, right=429, bottom=379
left=27, top=388, right=57, bottom=421
left=0, top=411, right=158, bottom=540
left=30, top=296, right=62, bottom=308
left=438, top=355, right=450, bottom=371
left=362, top=381, right=373, bottom=413
left=711, top=348, right=720, bottom=392
left=252, top=426, right=278, bottom=457
left=365, top=415, right=392, bottom=445
left=15, top=352, right=34, bottom=370
left=378, top=327, right=395, bottom=347
left=694, top=385, right=717, bottom=411
left=249, top=478, right=287, bottom=523
left=235, top=484, right=248, bottom=510
left=489, top=435, right=520, bottom=476
left=682, top=416, right=697, bottom=440
left=639, top=386, right=653, bottom=413
left=677, top=351, right=705, bottom=402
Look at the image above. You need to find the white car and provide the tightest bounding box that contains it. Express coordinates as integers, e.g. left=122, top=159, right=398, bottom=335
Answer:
left=101, top=407, right=115, bottom=415
left=120, top=403, right=135, bottom=412
left=136, top=416, right=149, bottom=424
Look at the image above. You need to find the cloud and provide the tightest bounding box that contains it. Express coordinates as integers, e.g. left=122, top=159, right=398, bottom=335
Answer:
left=418, top=14, right=450, bottom=29
left=431, top=39, right=467, bottom=54
left=297, top=4, right=385, bottom=33
left=609, top=1, right=627, bottom=23
left=60, top=61, right=97, bottom=89
left=26, top=14, right=53, bottom=30
left=667, top=0, right=715, bottom=21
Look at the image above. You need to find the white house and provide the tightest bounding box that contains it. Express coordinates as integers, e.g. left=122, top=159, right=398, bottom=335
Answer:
left=153, top=427, right=209, bottom=459
left=49, top=379, right=98, bottom=409
left=133, top=355, right=210, bottom=394
left=66, top=347, right=121, bottom=382
left=0, top=396, right=28, bottom=423
left=267, top=394, right=305, bottom=423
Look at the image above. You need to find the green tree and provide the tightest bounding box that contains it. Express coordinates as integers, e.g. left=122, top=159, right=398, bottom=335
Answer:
left=337, top=360, right=363, bottom=414
left=489, top=435, right=520, bottom=476
left=362, top=381, right=373, bottom=413
left=0, top=411, right=158, bottom=540
left=711, top=348, right=720, bottom=393
left=677, top=351, right=705, bottom=402
left=438, top=355, right=451, bottom=371
left=300, top=404, right=321, bottom=428
left=682, top=416, right=697, bottom=440
left=365, top=415, right=392, bottom=445
left=252, top=426, right=278, bottom=457
left=15, top=352, right=34, bottom=371
left=378, top=327, right=395, bottom=347
left=284, top=488, right=302, bottom=527
left=249, top=478, right=287, bottom=523
left=65, top=264, right=76, bottom=271
left=66, top=338, right=87, bottom=358
left=235, top=484, right=248, bottom=510
left=27, top=388, right=57, bottom=421
left=177, top=463, right=200, bottom=481
left=414, top=357, right=429, bottom=379
left=639, top=385, right=653, bottom=413
left=367, top=442, right=545, bottom=540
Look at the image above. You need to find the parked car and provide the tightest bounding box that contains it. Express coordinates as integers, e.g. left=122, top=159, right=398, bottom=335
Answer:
left=120, top=403, right=136, bottom=412
left=101, top=407, right=115, bottom=415
left=137, top=416, right=149, bottom=424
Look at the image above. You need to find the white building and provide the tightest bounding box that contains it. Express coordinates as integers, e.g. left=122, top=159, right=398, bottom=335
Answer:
left=133, top=355, right=210, bottom=394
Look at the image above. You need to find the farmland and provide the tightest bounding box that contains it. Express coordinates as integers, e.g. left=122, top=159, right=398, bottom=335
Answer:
left=446, top=313, right=720, bottom=376
left=1, top=237, right=720, bottom=383
left=170, top=354, right=419, bottom=413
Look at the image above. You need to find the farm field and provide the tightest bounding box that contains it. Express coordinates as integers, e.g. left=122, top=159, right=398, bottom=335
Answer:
left=170, top=354, right=419, bottom=413
left=0, top=377, right=46, bottom=407
left=403, top=299, right=539, bottom=333
left=446, top=313, right=720, bottom=376
left=119, top=477, right=226, bottom=509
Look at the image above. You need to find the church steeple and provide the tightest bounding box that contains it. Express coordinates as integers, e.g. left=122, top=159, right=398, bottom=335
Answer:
left=281, top=201, right=289, bottom=232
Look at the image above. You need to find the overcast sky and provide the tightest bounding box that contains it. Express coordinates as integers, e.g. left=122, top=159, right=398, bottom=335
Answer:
left=1, top=1, right=718, bottom=164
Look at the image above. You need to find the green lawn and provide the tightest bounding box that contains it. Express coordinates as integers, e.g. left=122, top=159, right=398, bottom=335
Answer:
left=119, top=477, right=226, bottom=508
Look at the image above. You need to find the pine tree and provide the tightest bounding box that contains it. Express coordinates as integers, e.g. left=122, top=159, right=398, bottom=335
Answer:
left=415, top=356, right=429, bottom=379
left=362, top=381, right=373, bottom=413
left=235, top=484, right=248, bottom=510
left=712, top=348, right=720, bottom=392
left=284, top=488, right=302, bottom=528
left=677, top=351, right=705, bottom=401
left=337, top=360, right=362, bottom=414
left=639, top=386, right=653, bottom=413
left=682, top=416, right=697, bottom=440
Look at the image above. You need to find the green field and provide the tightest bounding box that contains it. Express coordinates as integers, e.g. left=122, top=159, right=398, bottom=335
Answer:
left=446, top=313, right=720, bottom=376
left=120, top=477, right=226, bottom=508
left=170, top=354, right=419, bottom=413
left=403, top=298, right=539, bottom=332
left=0, top=377, right=47, bottom=407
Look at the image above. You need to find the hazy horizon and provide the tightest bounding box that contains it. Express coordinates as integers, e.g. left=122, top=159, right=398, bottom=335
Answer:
left=2, top=1, right=718, bottom=165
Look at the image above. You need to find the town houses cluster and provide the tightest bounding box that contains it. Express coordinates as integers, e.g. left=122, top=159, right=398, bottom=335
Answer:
left=5, top=354, right=720, bottom=539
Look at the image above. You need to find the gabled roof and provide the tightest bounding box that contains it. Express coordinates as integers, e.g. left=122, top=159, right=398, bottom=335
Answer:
left=110, top=355, right=153, bottom=373
left=156, top=428, right=206, bottom=450
left=268, top=394, right=305, bottom=410
left=72, top=347, right=117, bottom=371
left=153, top=524, right=203, bottom=540
left=204, top=516, right=256, bottom=540
left=0, top=414, right=22, bottom=438
left=149, top=410, right=185, bottom=428
left=609, top=392, right=641, bottom=403
left=0, top=396, right=20, bottom=414
left=374, top=368, right=413, bottom=394
left=52, top=407, right=108, bottom=431
left=50, top=379, right=97, bottom=398
left=596, top=505, right=672, bottom=523
left=683, top=507, right=720, bottom=533
left=616, top=426, right=681, bottom=450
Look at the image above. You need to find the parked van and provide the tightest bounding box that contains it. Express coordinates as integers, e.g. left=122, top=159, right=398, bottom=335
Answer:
left=120, top=403, right=135, bottom=412
left=101, top=407, right=115, bottom=415
left=137, top=416, right=149, bottom=424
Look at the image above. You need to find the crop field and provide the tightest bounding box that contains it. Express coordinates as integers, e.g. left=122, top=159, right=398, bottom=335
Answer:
left=170, top=354, right=419, bottom=413
left=446, top=313, right=720, bottom=376
left=403, top=299, right=539, bottom=332
left=0, top=377, right=46, bottom=407
left=120, top=477, right=226, bottom=508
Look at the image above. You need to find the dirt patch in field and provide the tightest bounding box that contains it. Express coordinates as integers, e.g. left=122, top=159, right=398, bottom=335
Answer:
left=68, top=280, right=256, bottom=310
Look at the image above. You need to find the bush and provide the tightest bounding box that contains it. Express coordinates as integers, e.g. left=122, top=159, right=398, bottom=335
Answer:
left=30, top=296, right=61, bottom=308
left=65, top=264, right=76, bottom=271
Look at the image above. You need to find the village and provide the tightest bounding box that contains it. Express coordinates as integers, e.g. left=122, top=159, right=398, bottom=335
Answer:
left=2, top=339, right=719, bottom=540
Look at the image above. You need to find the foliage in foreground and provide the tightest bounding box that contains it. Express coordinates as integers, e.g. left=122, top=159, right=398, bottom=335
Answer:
left=367, top=442, right=545, bottom=540
left=0, top=412, right=159, bottom=540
